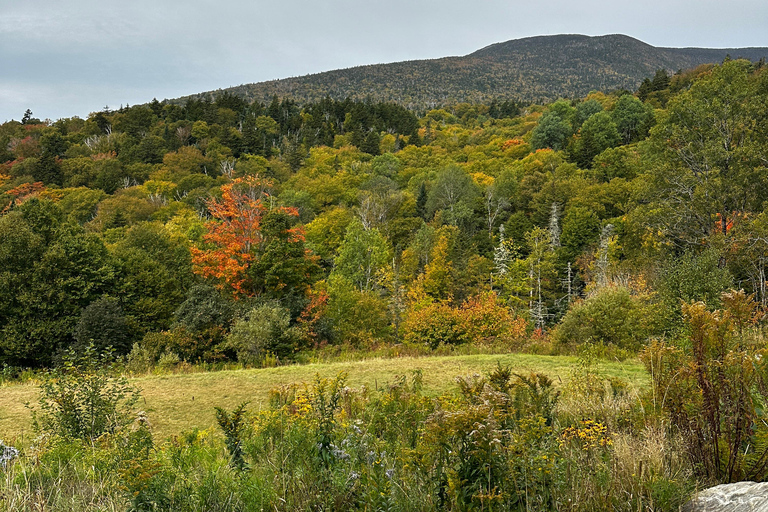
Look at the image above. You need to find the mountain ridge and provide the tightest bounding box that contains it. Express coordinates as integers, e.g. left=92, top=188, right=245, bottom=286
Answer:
left=175, top=34, right=768, bottom=109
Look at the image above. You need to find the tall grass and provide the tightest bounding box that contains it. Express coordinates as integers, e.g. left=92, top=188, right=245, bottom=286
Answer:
left=0, top=360, right=693, bottom=511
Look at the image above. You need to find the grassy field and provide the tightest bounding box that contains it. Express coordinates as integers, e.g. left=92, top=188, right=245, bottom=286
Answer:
left=0, top=353, right=648, bottom=442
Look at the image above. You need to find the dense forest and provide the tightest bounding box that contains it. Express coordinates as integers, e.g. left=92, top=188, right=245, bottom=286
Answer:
left=1, top=59, right=767, bottom=371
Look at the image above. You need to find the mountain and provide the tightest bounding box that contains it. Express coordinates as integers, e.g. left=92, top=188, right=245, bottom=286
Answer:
left=178, top=34, right=768, bottom=109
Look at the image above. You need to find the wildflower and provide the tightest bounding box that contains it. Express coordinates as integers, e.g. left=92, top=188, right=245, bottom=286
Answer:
left=0, top=440, right=19, bottom=470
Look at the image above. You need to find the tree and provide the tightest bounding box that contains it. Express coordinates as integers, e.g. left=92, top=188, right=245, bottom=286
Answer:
left=173, top=283, right=235, bottom=334
left=575, top=99, right=603, bottom=127
left=484, top=173, right=515, bottom=238
left=74, top=297, right=130, bottom=354
left=0, top=203, right=117, bottom=366
left=560, top=206, right=601, bottom=264
left=642, top=61, right=768, bottom=247
left=191, top=176, right=287, bottom=297
left=248, top=209, right=321, bottom=306
left=361, top=130, right=381, bottom=155
left=524, top=227, right=558, bottom=329
left=611, top=94, right=654, bottom=144
left=530, top=111, right=572, bottom=151
left=331, top=218, right=390, bottom=293
left=572, top=111, right=620, bottom=168
left=426, top=165, right=479, bottom=226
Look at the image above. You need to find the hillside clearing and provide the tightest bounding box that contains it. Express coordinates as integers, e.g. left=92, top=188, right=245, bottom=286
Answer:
left=0, top=353, right=646, bottom=442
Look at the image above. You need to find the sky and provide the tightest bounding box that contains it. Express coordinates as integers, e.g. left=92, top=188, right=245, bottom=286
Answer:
left=2, top=0, right=767, bottom=122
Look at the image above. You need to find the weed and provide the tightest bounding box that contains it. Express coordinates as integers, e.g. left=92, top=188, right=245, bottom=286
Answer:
left=214, top=402, right=249, bottom=471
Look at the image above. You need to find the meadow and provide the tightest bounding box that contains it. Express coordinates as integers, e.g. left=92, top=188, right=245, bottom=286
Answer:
left=1, top=349, right=681, bottom=512
left=0, top=352, right=647, bottom=441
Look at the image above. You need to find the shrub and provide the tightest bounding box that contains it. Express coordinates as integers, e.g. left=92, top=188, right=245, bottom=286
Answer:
left=225, top=302, right=303, bottom=364
left=640, top=290, right=768, bottom=483
left=403, top=300, right=465, bottom=348
left=129, top=324, right=229, bottom=371
left=403, top=292, right=528, bottom=349
left=553, top=285, right=659, bottom=351
left=30, top=344, right=141, bottom=440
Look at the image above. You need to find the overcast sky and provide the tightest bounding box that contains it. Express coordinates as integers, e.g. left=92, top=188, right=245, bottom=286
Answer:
left=2, top=0, right=767, bottom=122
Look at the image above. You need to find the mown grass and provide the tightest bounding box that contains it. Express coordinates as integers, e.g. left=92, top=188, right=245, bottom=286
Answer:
left=0, top=352, right=647, bottom=442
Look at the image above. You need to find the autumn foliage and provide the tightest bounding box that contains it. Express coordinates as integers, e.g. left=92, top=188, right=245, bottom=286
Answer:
left=191, top=176, right=303, bottom=297
left=1, top=181, right=46, bottom=213
left=403, top=292, right=529, bottom=348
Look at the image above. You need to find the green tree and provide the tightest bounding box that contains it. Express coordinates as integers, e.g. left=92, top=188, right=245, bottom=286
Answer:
left=611, top=94, right=654, bottom=144
left=332, top=218, right=391, bottom=293
left=530, top=111, right=572, bottom=151
left=657, top=247, right=733, bottom=332
left=426, top=165, right=479, bottom=226
left=74, top=297, right=130, bottom=354
left=642, top=61, right=768, bottom=247
left=575, top=99, right=603, bottom=127
left=572, top=111, right=620, bottom=168
left=173, top=283, right=235, bottom=335
left=560, top=206, right=601, bottom=264
left=248, top=209, right=322, bottom=305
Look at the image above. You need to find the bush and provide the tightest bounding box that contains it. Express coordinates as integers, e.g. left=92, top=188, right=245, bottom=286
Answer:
left=641, top=290, right=768, bottom=483
left=30, top=344, right=141, bottom=440
left=403, top=300, right=465, bottom=348
left=553, top=285, right=659, bottom=351
left=225, top=302, right=303, bottom=364
left=656, top=247, right=733, bottom=332
left=403, top=292, right=529, bottom=349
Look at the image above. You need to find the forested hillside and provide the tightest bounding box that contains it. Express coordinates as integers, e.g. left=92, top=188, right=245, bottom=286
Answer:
left=5, top=53, right=768, bottom=512
left=177, top=34, right=768, bottom=109
left=1, top=59, right=768, bottom=370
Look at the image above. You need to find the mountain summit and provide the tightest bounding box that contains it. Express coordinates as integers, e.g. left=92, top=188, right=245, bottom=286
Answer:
left=180, top=34, right=768, bottom=109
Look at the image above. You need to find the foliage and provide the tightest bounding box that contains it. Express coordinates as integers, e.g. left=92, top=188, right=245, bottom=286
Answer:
left=641, top=290, right=768, bottom=482
left=1, top=60, right=767, bottom=383
left=553, top=285, right=660, bottom=351
left=656, top=247, right=733, bottom=332
left=403, top=292, right=528, bottom=349
left=225, top=302, right=304, bottom=363
left=73, top=296, right=131, bottom=354
left=214, top=402, right=249, bottom=471
left=530, top=110, right=573, bottom=151
left=641, top=60, right=768, bottom=247
left=191, top=175, right=311, bottom=298
left=331, top=217, right=390, bottom=292
left=30, top=344, right=141, bottom=440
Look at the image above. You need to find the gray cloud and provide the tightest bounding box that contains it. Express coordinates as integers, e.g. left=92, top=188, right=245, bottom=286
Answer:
left=1, top=0, right=766, bottom=121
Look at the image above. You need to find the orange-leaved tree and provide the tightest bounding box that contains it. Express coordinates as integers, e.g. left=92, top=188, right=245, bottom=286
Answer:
left=191, top=176, right=307, bottom=298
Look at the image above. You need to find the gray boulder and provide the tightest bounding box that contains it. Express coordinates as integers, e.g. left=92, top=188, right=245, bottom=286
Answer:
left=683, top=482, right=768, bottom=511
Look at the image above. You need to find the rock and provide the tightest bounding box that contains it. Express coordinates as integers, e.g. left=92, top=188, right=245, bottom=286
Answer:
left=683, top=481, right=768, bottom=511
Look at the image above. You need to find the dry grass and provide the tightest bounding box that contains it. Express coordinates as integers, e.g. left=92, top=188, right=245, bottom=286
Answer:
left=0, top=353, right=647, bottom=442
